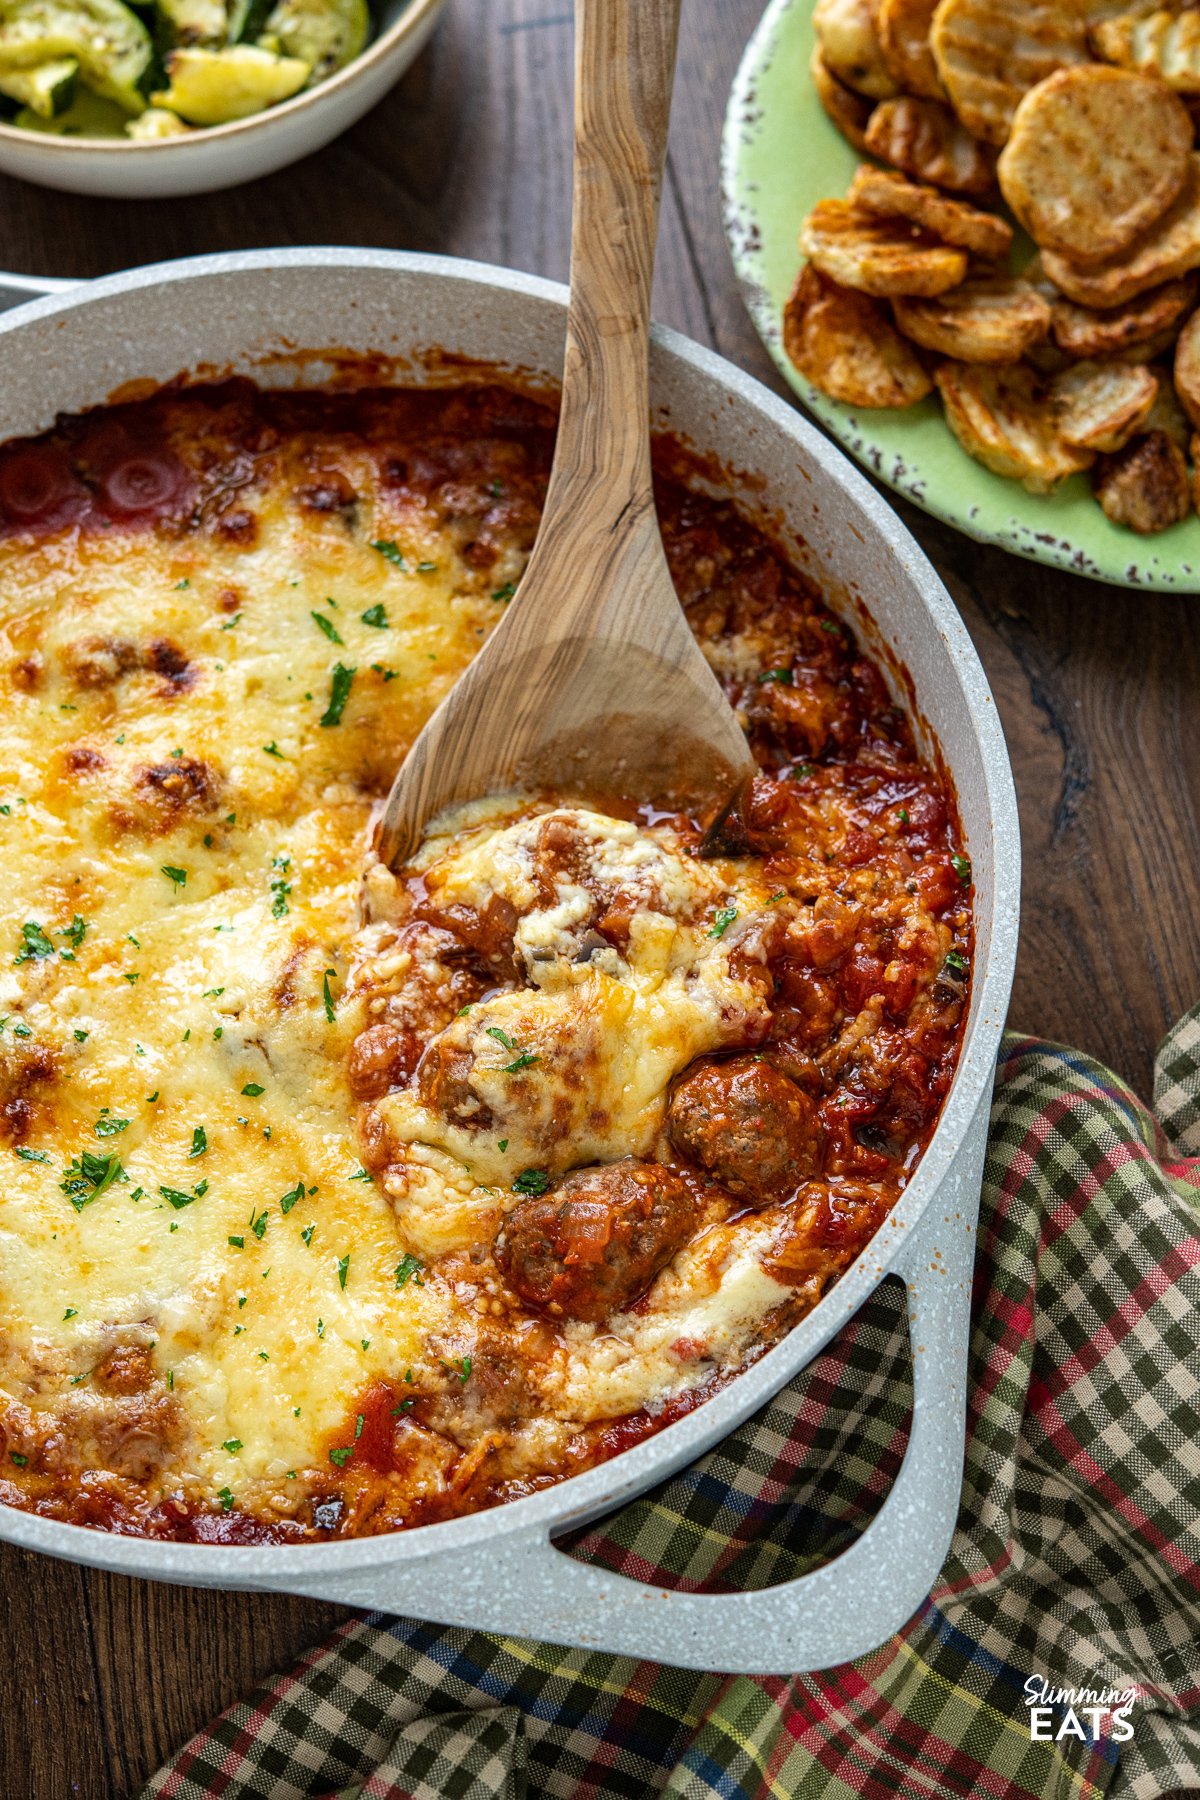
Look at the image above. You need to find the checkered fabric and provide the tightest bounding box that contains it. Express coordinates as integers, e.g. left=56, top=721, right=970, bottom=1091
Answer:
left=140, top=1009, right=1200, bottom=1800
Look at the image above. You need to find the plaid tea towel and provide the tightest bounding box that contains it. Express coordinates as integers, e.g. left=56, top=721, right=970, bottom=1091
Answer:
left=140, top=1008, right=1200, bottom=1800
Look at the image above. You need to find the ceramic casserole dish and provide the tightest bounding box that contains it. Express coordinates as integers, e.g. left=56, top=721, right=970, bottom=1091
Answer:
left=0, top=249, right=1019, bottom=1675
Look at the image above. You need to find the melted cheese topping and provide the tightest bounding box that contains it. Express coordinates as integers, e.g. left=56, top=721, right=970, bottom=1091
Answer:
left=0, top=419, right=509, bottom=1508
left=0, top=384, right=970, bottom=1539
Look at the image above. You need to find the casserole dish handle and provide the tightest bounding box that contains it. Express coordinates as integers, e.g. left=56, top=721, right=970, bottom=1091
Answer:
left=302, top=1089, right=988, bottom=1674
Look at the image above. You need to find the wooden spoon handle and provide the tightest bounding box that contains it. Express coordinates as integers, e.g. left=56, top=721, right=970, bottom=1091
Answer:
left=545, top=0, right=682, bottom=533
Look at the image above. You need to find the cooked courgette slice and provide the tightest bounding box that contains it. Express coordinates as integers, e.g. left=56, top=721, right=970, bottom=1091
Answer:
left=0, top=51, right=75, bottom=114
left=227, top=0, right=271, bottom=44
left=125, top=99, right=187, bottom=134
left=14, top=81, right=124, bottom=130
left=152, top=41, right=307, bottom=122
left=0, top=0, right=152, bottom=111
left=260, top=0, right=367, bottom=81
left=156, top=0, right=224, bottom=45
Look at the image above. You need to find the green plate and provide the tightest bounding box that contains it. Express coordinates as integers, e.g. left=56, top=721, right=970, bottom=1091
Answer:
left=720, top=0, right=1200, bottom=591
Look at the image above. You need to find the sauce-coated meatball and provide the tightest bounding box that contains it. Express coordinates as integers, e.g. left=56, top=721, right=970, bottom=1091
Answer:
left=497, top=1160, right=698, bottom=1321
left=667, top=1055, right=821, bottom=1204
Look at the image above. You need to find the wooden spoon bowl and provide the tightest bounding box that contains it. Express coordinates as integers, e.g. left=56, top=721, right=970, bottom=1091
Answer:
left=376, top=0, right=755, bottom=868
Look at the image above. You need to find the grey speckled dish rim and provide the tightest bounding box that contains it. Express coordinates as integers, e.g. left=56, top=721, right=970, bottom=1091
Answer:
left=0, top=250, right=1020, bottom=1672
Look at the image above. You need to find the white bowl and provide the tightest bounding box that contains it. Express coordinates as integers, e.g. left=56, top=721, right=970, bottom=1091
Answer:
left=0, top=0, right=448, bottom=198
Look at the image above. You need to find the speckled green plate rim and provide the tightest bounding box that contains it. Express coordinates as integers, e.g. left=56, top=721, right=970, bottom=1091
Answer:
left=720, top=0, right=1200, bottom=591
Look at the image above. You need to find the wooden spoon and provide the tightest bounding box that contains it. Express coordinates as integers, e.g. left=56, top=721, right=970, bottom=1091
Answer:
left=376, top=0, right=755, bottom=868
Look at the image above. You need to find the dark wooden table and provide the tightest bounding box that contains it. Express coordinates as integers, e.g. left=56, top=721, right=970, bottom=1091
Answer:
left=2, top=2, right=1197, bottom=1793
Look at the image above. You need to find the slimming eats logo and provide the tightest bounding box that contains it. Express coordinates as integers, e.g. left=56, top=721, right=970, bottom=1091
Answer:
left=1024, top=1676, right=1139, bottom=1744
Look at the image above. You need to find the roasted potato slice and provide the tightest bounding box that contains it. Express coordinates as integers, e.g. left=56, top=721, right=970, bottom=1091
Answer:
left=1095, top=431, right=1192, bottom=530
left=813, top=0, right=899, bottom=97
left=1051, top=276, right=1198, bottom=358
left=800, top=198, right=968, bottom=295
left=848, top=164, right=1012, bottom=257
left=810, top=43, right=874, bottom=152
left=1051, top=360, right=1159, bottom=450
left=878, top=0, right=944, bottom=97
left=894, top=278, right=1051, bottom=361
left=929, top=0, right=1090, bottom=147
left=1142, top=377, right=1191, bottom=450
left=782, top=265, right=933, bottom=408
left=998, top=67, right=1192, bottom=265
left=1081, top=0, right=1190, bottom=20
left=1172, top=306, right=1200, bottom=426
left=1092, top=9, right=1200, bottom=90
left=935, top=362, right=1094, bottom=490
left=863, top=95, right=997, bottom=195
left=1042, top=157, right=1200, bottom=307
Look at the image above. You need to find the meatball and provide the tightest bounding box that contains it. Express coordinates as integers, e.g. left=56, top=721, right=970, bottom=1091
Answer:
left=497, top=1160, right=698, bottom=1322
left=416, top=1035, right=493, bottom=1129
left=667, top=1055, right=821, bottom=1204
left=347, top=1022, right=420, bottom=1099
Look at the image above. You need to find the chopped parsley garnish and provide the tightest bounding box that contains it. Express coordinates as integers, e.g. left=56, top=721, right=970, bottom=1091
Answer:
left=250, top=1208, right=268, bottom=1240
left=262, top=741, right=285, bottom=759
left=819, top=618, right=842, bottom=634
left=454, top=1356, right=471, bottom=1384
left=513, top=1168, right=549, bottom=1197
left=311, top=610, right=343, bottom=644
left=371, top=538, right=406, bottom=569
left=394, top=1253, right=424, bottom=1289
left=12, top=1023, right=30, bottom=1039
left=896, top=808, right=909, bottom=825
left=350, top=1168, right=372, bottom=1183
left=708, top=906, right=738, bottom=940
left=228, top=1235, right=244, bottom=1249
left=124, top=972, right=140, bottom=985
left=417, top=561, right=438, bottom=574
left=94, top=1117, right=129, bottom=1138
left=63, top=1307, right=76, bottom=1320
left=360, top=603, right=388, bottom=628
left=280, top=1178, right=305, bottom=1215
left=188, top=1126, right=208, bottom=1158
left=951, top=853, right=972, bottom=885
left=491, top=582, right=516, bottom=603
left=319, top=662, right=356, bottom=728
left=160, top=1185, right=196, bottom=1210
left=329, top=1444, right=353, bottom=1467
left=217, top=1487, right=234, bottom=1512
left=498, top=1139, right=509, bottom=1153
left=757, top=667, right=793, bottom=685
left=485, top=1026, right=515, bottom=1050
left=222, top=1439, right=242, bottom=1454
left=14, top=921, right=55, bottom=964
left=9, top=1451, right=27, bottom=1468
left=61, top=1151, right=127, bottom=1210
left=944, top=949, right=968, bottom=974
left=74, top=1029, right=89, bottom=1043
left=269, top=855, right=292, bottom=918
left=337, top=1254, right=350, bottom=1290
left=316, top=1318, right=325, bottom=1339
left=242, top=1083, right=265, bottom=1097
left=161, top=865, right=187, bottom=889
left=15, top=1146, right=49, bottom=1164
left=61, top=916, right=87, bottom=948
left=502, top=1051, right=540, bottom=1073
left=301, top=1223, right=316, bottom=1247
left=323, top=968, right=337, bottom=1024
left=203, top=988, right=224, bottom=999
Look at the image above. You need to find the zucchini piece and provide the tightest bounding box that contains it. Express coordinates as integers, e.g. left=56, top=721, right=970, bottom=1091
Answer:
left=0, top=0, right=152, bottom=111
left=125, top=99, right=186, bottom=133
left=227, top=0, right=270, bottom=43
left=13, top=82, right=125, bottom=129
left=155, top=0, right=224, bottom=45
left=152, top=41, right=307, bottom=122
left=260, top=0, right=367, bottom=81
left=0, top=51, right=76, bottom=113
